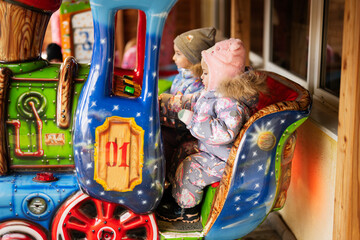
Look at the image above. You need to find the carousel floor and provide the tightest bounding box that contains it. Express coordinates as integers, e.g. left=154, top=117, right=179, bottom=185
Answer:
left=243, top=212, right=296, bottom=240
left=158, top=212, right=296, bottom=239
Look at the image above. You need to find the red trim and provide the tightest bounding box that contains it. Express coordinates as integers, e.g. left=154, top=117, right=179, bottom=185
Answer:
left=33, top=172, right=58, bottom=182
left=135, top=10, right=146, bottom=86
left=11, top=165, right=75, bottom=168
left=14, top=0, right=61, bottom=12
left=12, top=77, right=86, bottom=82
left=113, top=11, right=146, bottom=86
left=7, top=102, right=44, bottom=157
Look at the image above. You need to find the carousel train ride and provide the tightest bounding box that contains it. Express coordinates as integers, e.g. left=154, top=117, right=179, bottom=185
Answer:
left=0, top=0, right=311, bottom=239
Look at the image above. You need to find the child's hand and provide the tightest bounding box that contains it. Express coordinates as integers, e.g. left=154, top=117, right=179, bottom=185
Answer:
left=178, top=109, right=194, bottom=125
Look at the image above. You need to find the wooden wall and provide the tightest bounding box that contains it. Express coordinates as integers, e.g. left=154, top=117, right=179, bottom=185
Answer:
left=333, top=0, right=360, bottom=239
left=115, top=0, right=202, bottom=66
left=116, top=0, right=201, bottom=44
left=230, top=0, right=250, bottom=65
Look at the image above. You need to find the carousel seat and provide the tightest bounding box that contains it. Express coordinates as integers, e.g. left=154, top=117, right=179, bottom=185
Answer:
left=202, top=71, right=312, bottom=240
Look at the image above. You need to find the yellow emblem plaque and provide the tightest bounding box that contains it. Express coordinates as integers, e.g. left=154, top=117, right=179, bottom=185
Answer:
left=94, top=116, right=144, bottom=192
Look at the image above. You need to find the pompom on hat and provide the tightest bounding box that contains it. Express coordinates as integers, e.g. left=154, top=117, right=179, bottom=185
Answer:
left=202, top=38, right=246, bottom=91
left=174, top=27, right=216, bottom=65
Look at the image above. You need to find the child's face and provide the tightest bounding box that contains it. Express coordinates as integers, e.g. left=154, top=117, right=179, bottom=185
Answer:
left=173, top=44, right=192, bottom=69
left=201, top=60, right=209, bottom=90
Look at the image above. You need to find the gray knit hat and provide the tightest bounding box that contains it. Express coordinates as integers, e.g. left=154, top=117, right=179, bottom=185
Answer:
left=174, top=27, right=216, bottom=65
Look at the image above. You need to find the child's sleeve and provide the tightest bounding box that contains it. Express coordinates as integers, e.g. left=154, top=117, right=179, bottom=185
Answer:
left=188, top=99, right=248, bottom=145
left=158, top=92, right=199, bottom=128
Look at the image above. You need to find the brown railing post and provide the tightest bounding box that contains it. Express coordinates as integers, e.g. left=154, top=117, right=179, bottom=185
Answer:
left=333, top=0, right=360, bottom=239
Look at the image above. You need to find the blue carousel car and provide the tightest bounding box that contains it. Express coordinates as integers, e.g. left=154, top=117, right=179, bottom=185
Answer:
left=0, top=0, right=311, bottom=239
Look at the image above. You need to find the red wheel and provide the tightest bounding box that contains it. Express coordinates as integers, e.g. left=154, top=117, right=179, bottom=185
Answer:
left=52, top=192, right=158, bottom=240
left=0, top=221, right=47, bottom=240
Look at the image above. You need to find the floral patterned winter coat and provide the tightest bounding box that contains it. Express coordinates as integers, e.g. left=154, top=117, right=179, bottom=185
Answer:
left=170, top=68, right=204, bottom=95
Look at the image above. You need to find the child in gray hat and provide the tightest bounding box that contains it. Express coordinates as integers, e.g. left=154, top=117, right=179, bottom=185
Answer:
left=162, top=27, right=217, bottom=179
left=170, top=27, right=216, bottom=95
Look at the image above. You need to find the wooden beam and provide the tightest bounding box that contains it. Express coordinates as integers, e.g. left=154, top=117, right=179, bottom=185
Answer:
left=230, top=0, right=250, bottom=65
left=333, top=0, right=360, bottom=239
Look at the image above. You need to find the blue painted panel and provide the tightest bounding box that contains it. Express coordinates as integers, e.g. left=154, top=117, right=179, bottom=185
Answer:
left=73, top=0, right=177, bottom=214
left=0, top=172, right=79, bottom=231
left=206, top=110, right=310, bottom=240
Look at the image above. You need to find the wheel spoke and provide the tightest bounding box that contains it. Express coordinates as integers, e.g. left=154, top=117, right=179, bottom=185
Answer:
left=65, top=220, right=89, bottom=233
left=121, top=212, right=148, bottom=231
left=93, top=198, right=105, bottom=219
left=70, top=207, right=94, bottom=226
left=102, top=201, right=116, bottom=219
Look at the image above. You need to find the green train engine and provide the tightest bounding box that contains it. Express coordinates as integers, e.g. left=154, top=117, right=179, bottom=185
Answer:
left=0, top=0, right=85, bottom=238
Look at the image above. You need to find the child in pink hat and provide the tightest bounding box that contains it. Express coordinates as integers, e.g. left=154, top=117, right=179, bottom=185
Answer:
left=157, top=38, right=267, bottom=223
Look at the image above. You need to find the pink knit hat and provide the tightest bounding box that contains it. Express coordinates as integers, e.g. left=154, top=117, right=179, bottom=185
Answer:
left=202, top=38, right=246, bottom=91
